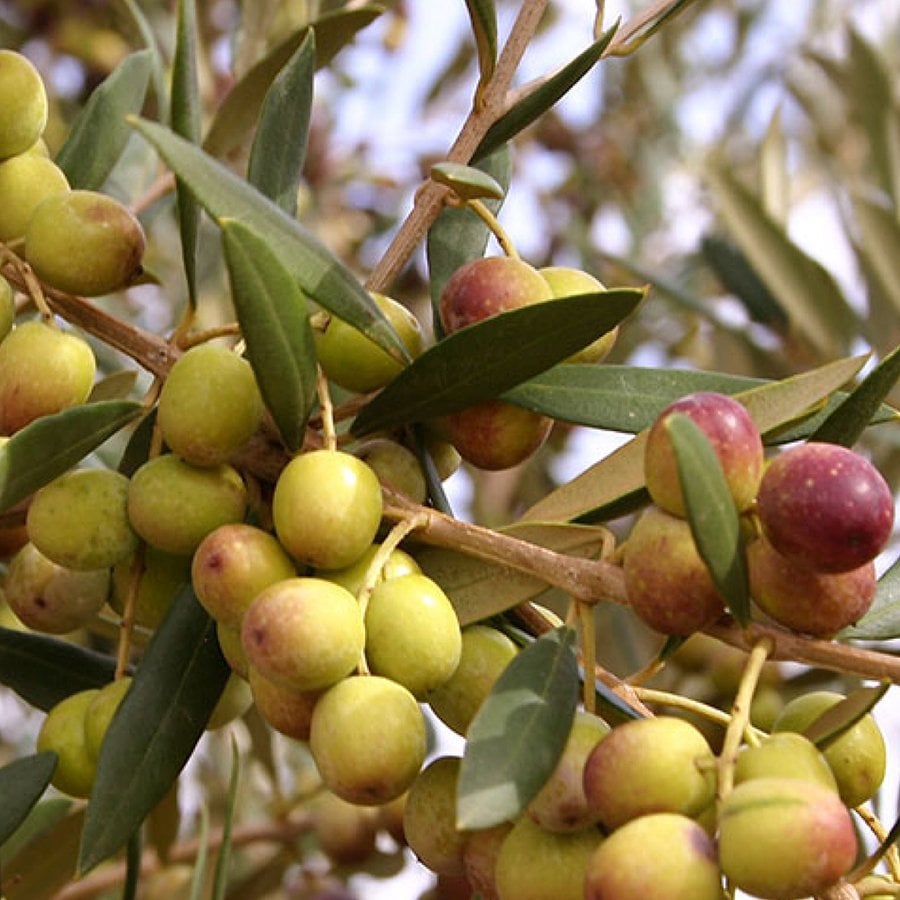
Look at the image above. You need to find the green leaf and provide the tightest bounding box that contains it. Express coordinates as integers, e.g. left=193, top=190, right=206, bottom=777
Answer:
left=473, top=24, right=618, bottom=162
left=666, top=414, right=750, bottom=626
left=247, top=30, right=315, bottom=216
left=118, top=0, right=169, bottom=122
left=760, top=105, right=789, bottom=226
left=803, top=682, right=890, bottom=749
left=0, top=628, right=116, bottom=711
left=851, top=196, right=900, bottom=318
left=464, top=0, right=497, bottom=85
left=430, top=162, right=504, bottom=201
left=0, top=797, right=72, bottom=867
left=189, top=804, right=210, bottom=900
left=55, top=50, right=152, bottom=190
left=457, top=627, right=579, bottom=830
left=203, top=6, right=385, bottom=159
left=707, top=164, right=860, bottom=357
left=0, top=754, right=57, bottom=848
left=811, top=342, right=900, bottom=445
left=221, top=220, right=317, bottom=450
left=840, top=555, right=900, bottom=640
left=78, top=588, right=230, bottom=874
left=172, top=0, right=202, bottom=307
left=123, top=831, right=141, bottom=900
left=211, top=738, right=241, bottom=900
left=129, top=117, right=407, bottom=362
left=0, top=400, right=143, bottom=513
left=352, top=289, right=643, bottom=436
left=427, top=147, right=511, bottom=334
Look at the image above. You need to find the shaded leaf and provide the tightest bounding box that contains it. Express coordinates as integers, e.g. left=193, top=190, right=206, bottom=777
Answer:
left=221, top=220, right=317, bottom=450
left=464, top=0, right=497, bottom=84
left=189, top=804, right=210, bottom=900
left=247, top=30, right=315, bottom=216
left=124, top=831, right=141, bottom=900
left=0, top=797, right=71, bottom=867
left=473, top=24, right=618, bottom=162
left=851, top=196, right=900, bottom=318
left=666, top=414, right=750, bottom=626
left=840, top=555, right=900, bottom=640
left=130, top=117, right=407, bottom=361
left=0, top=400, right=143, bottom=513
left=707, top=164, right=859, bottom=357
left=117, top=0, right=169, bottom=122
left=172, top=0, right=203, bottom=306
left=78, top=588, right=230, bottom=874
left=431, top=162, right=504, bottom=201
left=55, top=50, right=152, bottom=190
left=203, top=7, right=385, bottom=159
left=0, top=628, right=116, bottom=711
left=803, top=682, right=890, bottom=749
left=212, top=738, right=241, bottom=900
left=457, top=627, right=579, bottom=829
left=0, top=753, right=57, bottom=847
left=760, top=105, right=789, bottom=226
left=427, top=147, right=511, bottom=334
left=352, top=289, right=643, bottom=436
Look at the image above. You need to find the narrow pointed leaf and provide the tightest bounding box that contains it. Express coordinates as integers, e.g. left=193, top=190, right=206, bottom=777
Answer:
left=55, top=50, right=152, bottom=189
left=427, top=146, right=511, bottom=332
left=352, top=289, right=643, bottom=436
left=0, top=754, right=58, bottom=847
left=811, top=342, right=900, bottom=445
left=172, top=0, right=202, bottom=306
left=0, top=797, right=71, bottom=867
left=840, top=555, right=900, bottom=640
left=0, top=628, right=116, bottom=711
left=119, top=0, right=168, bottom=121
left=130, top=117, right=407, bottom=362
left=431, top=162, right=504, bottom=201
left=0, top=400, right=143, bottom=512
left=760, top=106, right=788, bottom=225
left=851, top=196, right=900, bottom=317
left=123, top=832, right=141, bottom=900
left=803, top=682, right=890, bottom=749
left=247, top=30, right=315, bottom=216
left=473, top=23, right=618, bottom=162
left=457, top=627, right=579, bottom=829
left=211, top=738, right=241, bottom=900
left=464, top=0, right=497, bottom=84
left=78, top=588, right=230, bottom=874
left=203, top=7, right=385, bottom=159
left=666, top=414, right=750, bottom=625
left=221, top=219, right=316, bottom=450
left=707, top=164, right=859, bottom=357
left=188, top=804, right=210, bottom=900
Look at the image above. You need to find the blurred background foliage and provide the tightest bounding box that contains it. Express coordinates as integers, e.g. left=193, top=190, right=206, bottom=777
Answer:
left=0, top=0, right=898, bottom=897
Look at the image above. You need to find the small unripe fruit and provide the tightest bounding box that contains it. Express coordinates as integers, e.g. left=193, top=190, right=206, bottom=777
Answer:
left=364, top=573, right=462, bottom=699
left=354, top=438, right=427, bottom=504
left=127, top=455, right=247, bottom=555
left=310, top=675, right=426, bottom=805
left=191, top=523, right=295, bottom=629
left=272, top=450, right=383, bottom=570
left=644, top=391, right=764, bottom=516
left=0, top=320, right=96, bottom=434
left=205, top=673, right=253, bottom=730
left=734, top=731, right=838, bottom=793
left=110, top=547, right=191, bottom=630
left=773, top=690, right=886, bottom=808
left=36, top=689, right=99, bottom=797
left=5, top=542, right=109, bottom=634
left=584, top=813, right=721, bottom=900
left=25, top=189, right=145, bottom=296
left=0, top=50, right=48, bottom=160
left=748, top=536, right=876, bottom=637
left=84, top=677, right=132, bottom=759
left=494, top=816, right=602, bottom=900
left=314, top=292, right=423, bottom=393
left=427, top=624, right=518, bottom=736
left=0, top=154, right=69, bottom=241
left=216, top=622, right=248, bottom=678
left=247, top=665, right=320, bottom=740
left=403, top=756, right=468, bottom=876
left=310, top=791, right=379, bottom=864
left=158, top=344, right=264, bottom=467
left=757, top=441, right=895, bottom=574
left=582, top=715, right=715, bottom=829
left=0, top=276, right=14, bottom=341
left=320, top=542, right=420, bottom=597
left=463, top=823, right=512, bottom=900
left=623, top=505, right=726, bottom=635
left=27, top=468, right=137, bottom=571
left=718, top=777, right=857, bottom=899
left=241, top=577, right=364, bottom=691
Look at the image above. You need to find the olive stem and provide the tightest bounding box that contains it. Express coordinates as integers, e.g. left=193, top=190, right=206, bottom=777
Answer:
left=577, top=600, right=598, bottom=714
left=462, top=198, right=519, bottom=258
left=315, top=366, right=337, bottom=453
left=115, top=542, right=147, bottom=680
left=848, top=804, right=900, bottom=885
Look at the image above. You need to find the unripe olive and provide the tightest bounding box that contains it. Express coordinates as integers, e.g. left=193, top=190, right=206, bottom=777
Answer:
left=36, top=689, right=99, bottom=797
left=25, top=189, right=145, bottom=296
left=309, top=675, right=426, bottom=805
left=310, top=791, right=379, bottom=864
left=110, top=547, right=192, bottom=630
left=272, top=449, right=383, bottom=570
left=313, top=292, right=423, bottom=393
left=364, top=573, right=462, bottom=699
left=0, top=154, right=69, bottom=242
left=84, top=676, right=132, bottom=759
left=27, top=468, right=137, bottom=571
left=734, top=731, right=838, bottom=793
left=0, top=276, right=14, bottom=341
left=354, top=438, right=427, bottom=504
left=0, top=320, right=96, bottom=434
left=216, top=621, right=248, bottom=679
left=127, top=455, right=247, bottom=555
left=205, top=672, right=253, bottom=730
left=0, top=50, right=48, bottom=160
left=158, top=344, right=264, bottom=467
left=5, top=542, right=109, bottom=633
left=320, top=542, right=420, bottom=597
left=247, top=664, right=320, bottom=741
left=463, top=822, right=512, bottom=900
